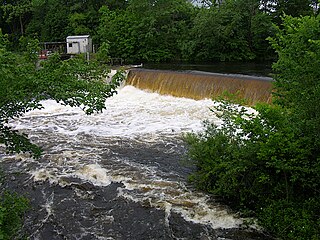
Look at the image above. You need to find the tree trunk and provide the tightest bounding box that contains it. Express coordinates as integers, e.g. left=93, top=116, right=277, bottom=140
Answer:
left=20, top=15, right=24, bottom=36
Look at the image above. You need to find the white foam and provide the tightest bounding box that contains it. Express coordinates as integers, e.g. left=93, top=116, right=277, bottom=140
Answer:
left=13, top=85, right=219, bottom=138
left=75, top=164, right=111, bottom=186
left=31, top=169, right=60, bottom=184
left=10, top=86, right=247, bottom=230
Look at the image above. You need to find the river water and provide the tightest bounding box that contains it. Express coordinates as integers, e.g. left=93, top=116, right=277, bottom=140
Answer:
left=143, top=62, right=273, bottom=77
left=1, top=84, right=272, bottom=239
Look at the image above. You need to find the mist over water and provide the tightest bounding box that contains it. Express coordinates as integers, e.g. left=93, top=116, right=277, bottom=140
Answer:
left=2, top=85, right=271, bottom=239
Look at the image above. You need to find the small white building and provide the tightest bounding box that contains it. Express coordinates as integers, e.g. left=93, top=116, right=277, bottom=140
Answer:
left=66, top=35, right=92, bottom=54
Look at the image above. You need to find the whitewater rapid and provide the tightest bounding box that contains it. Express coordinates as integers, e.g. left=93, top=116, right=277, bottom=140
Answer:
left=15, top=85, right=220, bottom=137
left=1, top=85, right=269, bottom=239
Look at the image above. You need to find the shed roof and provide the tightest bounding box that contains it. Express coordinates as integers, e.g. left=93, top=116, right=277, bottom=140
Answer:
left=66, top=35, right=90, bottom=40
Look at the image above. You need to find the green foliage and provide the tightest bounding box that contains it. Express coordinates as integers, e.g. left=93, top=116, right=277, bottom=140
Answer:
left=251, top=12, right=275, bottom=60
left=68, top=12, right=91, bottom=35
left=98, top=1, right=194, bottom=63
left=0, top=192, right=29, bottom=240
left=186, top=103, right=287, bottom=206
left=185, top=101, right=320, bottom=239
left=24, top=0, right=106, bottom=42
left=0, top=32, right=126, bottom=158
left=19, top=35, right=40, bottom=62
left=258, top=199, right=320, bottom=240
left=98, top=6, right=138, bottom=62
left=0, top=0, right=316, bottom=62
left=26, top=0, right=70, bottom=42
left=269, top=15, right=320, bottom=146
left=1, top=0, right=32, bottom=36
left=185, top=13, right=320, bottom=239
left=98, top=6, right=138, bottom=61
left=184, top=0, right=274, bottom=61
left=270, top=0, right=314, bottom=24
left=96, top=41, right=111, bottom=63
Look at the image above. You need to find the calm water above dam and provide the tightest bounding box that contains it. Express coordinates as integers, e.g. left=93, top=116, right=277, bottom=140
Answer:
left=1, top=74, right=273, bottom=239
left=144, top=62, right=273, bottom=77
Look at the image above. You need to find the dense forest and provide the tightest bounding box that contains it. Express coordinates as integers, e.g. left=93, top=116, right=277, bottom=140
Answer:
left=0, top=0, right=319, bottom=63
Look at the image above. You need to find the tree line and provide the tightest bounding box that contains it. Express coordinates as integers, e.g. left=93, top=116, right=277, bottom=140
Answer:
left=0, top=0, right=318, bottom=63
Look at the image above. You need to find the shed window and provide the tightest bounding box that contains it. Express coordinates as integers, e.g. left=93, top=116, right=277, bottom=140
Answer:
left=69, top=43, right=72, bottom=47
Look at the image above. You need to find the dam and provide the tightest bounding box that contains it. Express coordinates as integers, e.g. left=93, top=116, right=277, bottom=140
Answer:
left=126, top=68, right=273, bottom=104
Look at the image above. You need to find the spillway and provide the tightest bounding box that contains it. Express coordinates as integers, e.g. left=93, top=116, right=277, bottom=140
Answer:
left=127, top=69, right=273, bottom=104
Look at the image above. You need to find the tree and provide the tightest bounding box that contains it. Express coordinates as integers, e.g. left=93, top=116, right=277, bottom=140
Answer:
left=98, top=6, right=139, bottom=62
left=67, top=0, right=106, bottom=41
left=127, top=0, right=194, bottom=62
left=185, top=14, right=320, bottom=240
left=0, top=31, right=126, bottom=157
left=185, top=0, right=273, bottom=61
left=25, top=0, right=107, bottom=42
left=104, top=0, right=128, bottom=10
left=1, top=0, right=34, bottom=38
left=266, top=0, right=314, bottom=24
left=0, top=192, right=29, bottom=239
left=26, top=0, right=70, bottom=41
left=98, top=0, right=194, bottom=63
left=269, top=14, right=320, bottom=151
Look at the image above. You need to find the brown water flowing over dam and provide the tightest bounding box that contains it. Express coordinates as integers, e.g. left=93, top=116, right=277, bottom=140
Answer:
left=127, top=69, right=273, bottom=104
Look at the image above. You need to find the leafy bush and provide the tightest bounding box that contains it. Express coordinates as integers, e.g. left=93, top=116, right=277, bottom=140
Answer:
left=269, top=14, right=320, bottom=149
left=96, top=41, right=111, bottom=63
left=0, top=31, right=126, bottom=158
left=184, top=100, right=320, bottom=239
left=0, top=192, right=29, bottom=240
left=185, top=14, right=320, bottom=240
left=186, top=102, right=293, bottom=207
left=258, top=199, right=320, bottom=240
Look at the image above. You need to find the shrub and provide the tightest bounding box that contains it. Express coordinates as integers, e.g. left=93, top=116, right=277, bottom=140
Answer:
left=0, top=192, right=29, bottom=240
left=184, top=100, right=320, bottom=239
left=258, top=199, right=320, bottom=240
left=185, top=14, right=320, bottom=239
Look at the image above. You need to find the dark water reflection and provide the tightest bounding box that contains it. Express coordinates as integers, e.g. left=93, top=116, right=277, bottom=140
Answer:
left=1, top=137, right=273, bottom=240
left=144, top=62, right=273, bottom=77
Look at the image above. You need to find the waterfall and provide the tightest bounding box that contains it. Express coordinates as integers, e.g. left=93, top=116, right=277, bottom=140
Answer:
left=127, top=69, right=273, bottom=104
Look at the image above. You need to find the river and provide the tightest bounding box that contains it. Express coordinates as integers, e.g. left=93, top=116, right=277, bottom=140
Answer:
left=1, top=79, right=272, bottom=239
left=143, top=62, right=273, bottom=77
